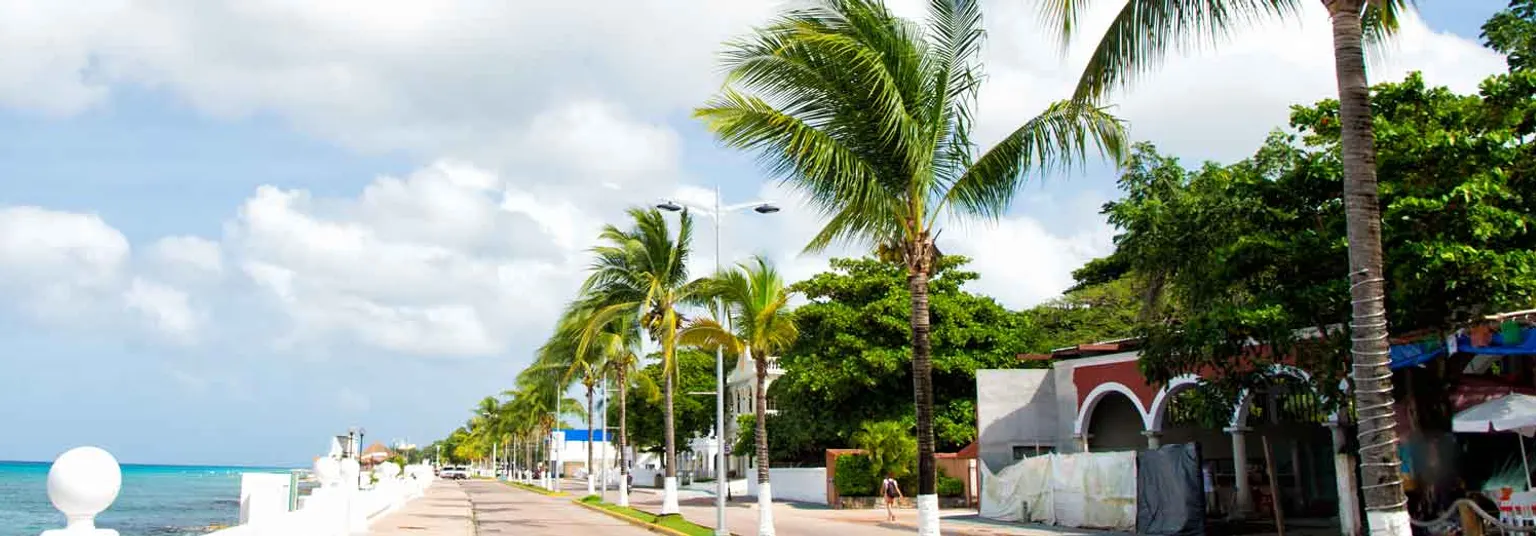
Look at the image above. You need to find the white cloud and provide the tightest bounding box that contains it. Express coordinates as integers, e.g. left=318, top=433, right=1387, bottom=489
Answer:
left=123, top=277, right=200, bottom=343
left=149, top=236, right=224, bottom=277
left=0, top=206, right=130, bottom=319
left=0, top=0, right=777, bottom=163
left=968, top=3, right=1505, bottom=162
left=0, top=0, right=1510, bottom=361
left=224, top=163, right=602, bottom=357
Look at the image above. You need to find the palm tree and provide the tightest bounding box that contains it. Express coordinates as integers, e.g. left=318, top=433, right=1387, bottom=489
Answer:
left=504, top=392, right=542, bottom=480
left=1038, top=0, right=1413, bottom=530
left=470, top=396, right=503, bottom=475
left=697, top=1, right=1124, bottom=529
left=852, top=421, right=918, bottom=482
left=679, top=256, right=798, bottom=536
left=576, top=207, right=706, bottom=514
left=514, top=364, right=587, bottom=488
left=584, top=308, right=647, bottom=507
left=539, top=305, right=618, bottom=495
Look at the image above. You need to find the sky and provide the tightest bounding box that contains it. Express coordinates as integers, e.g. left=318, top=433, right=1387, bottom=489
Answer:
left=0, top=1, right=1513, bottom=467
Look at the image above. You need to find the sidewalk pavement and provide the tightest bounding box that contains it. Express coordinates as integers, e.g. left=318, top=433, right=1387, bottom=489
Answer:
left=600, top=480, right=1122, bottom=536
left=368, top=480, right=474, bottom=536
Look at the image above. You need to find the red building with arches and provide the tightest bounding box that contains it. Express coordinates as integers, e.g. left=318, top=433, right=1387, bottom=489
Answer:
left=976, top=339, right=1360, bottom=532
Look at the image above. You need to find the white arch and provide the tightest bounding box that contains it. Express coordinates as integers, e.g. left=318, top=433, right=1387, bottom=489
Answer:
left=1146, top=374, right=1202, bottom=432
left=1073, top=381, right=1153, bottom=436
left=1230, top=364, right=1339, bottom=426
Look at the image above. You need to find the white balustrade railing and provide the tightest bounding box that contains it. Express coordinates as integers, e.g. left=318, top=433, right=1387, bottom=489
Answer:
left=35, top=446, right=434, bottom=536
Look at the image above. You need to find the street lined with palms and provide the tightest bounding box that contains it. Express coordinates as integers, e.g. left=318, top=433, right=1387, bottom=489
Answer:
left=431, top=0, right=1433, bottom=534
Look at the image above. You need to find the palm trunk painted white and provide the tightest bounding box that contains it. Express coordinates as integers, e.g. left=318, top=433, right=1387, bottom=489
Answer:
left=1366, top=511, right=1411, bottom=536
left=619, top=477, right=631, bottom=507
left=916, top=494, right=939, bottom=536
left=661, top=476, right=681, bottom=515
left=757, top=482, right=776, bottom=536
left=1329, top=423, right=1362, bottom=536
left=587, top=474, right=596, bottom=495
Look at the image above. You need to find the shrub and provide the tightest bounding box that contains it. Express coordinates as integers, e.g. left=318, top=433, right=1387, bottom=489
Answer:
left=852, top=421, right=916, bottom=480
left=833, top=454, right=877, bottom=496
left=580, top=494, right=601, bottom=503
left=937, top=474, right=964, bottom=497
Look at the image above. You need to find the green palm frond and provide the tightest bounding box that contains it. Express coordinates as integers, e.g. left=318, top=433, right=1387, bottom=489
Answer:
left=701, top=0, right=1124, bottom=262
left=944, top=99, right=1126, bottom=219
left=679, top=255, right=799, bottom=361
left=1037, top=0, right=1414, bottom=103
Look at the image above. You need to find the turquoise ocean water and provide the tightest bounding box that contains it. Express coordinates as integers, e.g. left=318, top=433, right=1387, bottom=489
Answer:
left=0, top=460, right=291, bottom=536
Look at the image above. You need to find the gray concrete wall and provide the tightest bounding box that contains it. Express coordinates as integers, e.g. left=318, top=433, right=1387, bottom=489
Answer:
left=975, top=369, right=1059, bottom=473
left=1052, top=363, right=1081, bottom=453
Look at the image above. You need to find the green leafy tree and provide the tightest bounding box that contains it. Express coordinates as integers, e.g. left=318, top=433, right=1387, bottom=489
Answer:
left=697, top=0, right=1125, bottom=512
left=1099, top=69, right=1536, bottom=434
left=1483, top=0, right=1536, bottom=73
left=1041, top=0, right=1416, bottom=521
left=764, top=256, right=1037, bottom=464
left=625, top=349, right=719, bottom=455
left=1025, top=275, right=1142, bottom=351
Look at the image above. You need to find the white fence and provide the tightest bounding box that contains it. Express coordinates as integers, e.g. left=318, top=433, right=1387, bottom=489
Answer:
left=32, top=446, right=433, bottom=536
left=979, top=450, right=1137, bottom=531
left=745, top=467, right=828, bottom=504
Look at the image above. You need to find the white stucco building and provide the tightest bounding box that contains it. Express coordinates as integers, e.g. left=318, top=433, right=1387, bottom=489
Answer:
left=636, top=352, right=786, bottom=482
left=722, top=351, right=783, bottom=477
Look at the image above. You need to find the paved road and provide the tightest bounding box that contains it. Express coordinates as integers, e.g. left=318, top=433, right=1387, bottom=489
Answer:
left=462, top=479, right=653, bottom=535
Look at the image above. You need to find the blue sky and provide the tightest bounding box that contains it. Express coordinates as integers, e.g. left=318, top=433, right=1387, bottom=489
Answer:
left=0, top=1, right=1511, bottom=467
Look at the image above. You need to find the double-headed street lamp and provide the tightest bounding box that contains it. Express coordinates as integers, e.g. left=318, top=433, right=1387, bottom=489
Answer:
left=657, top=189, right=779, bottom=536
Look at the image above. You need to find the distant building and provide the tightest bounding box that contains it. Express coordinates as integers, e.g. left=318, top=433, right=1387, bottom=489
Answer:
left=551, top=428, right=619, bottom=477
left=721, top=352, right=784, bottom=478
left=361, top=442, right=393, bottom=467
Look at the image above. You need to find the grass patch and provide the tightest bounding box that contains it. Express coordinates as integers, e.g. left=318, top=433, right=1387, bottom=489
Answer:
left=504, top=480, right=567, bottom=497
left=575, top=496, right=718, bottom=536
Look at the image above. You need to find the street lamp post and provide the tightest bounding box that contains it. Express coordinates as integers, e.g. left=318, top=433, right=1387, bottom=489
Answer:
left=482, top=412, right=497, bottom=480
left=550, top=380, right=561, bottom=491
left=356, top=427, right=367, bottom=489
left=657, top=189, right=778, bottom=536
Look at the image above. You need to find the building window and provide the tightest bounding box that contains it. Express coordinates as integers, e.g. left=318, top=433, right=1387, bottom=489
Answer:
left=1012, top=445, right=1054, bottom=460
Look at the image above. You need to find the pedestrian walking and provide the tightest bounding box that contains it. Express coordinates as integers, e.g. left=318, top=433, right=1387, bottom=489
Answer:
left=881, top=473, right=903, bottom=522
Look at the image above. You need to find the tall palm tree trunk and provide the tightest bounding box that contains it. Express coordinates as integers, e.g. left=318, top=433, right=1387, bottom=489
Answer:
left=754, top=348, right=777, bottom=535
left=906, top=241, right=939, bottom=535
left=586, top=382, right=597, bottom=494
left=1326, top=1, right=1408, bottom=534
left=662, top=356, right=680, bottom=514
left=754, top=353, right=771, bottom=485
left=618, top=367, right=631, bottom=507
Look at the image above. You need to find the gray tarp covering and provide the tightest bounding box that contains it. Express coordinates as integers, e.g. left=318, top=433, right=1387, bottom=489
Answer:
left=1136, top=443, right=1206, bottom=536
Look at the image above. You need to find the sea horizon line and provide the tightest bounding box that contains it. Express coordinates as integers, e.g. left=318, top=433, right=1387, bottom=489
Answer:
left=0, top=459, right=307, bottom=470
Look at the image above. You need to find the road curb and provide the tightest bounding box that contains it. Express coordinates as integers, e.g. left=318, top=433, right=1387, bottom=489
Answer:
left=570, top=498, right=724, bottom=536
left=501, top=481, right=568, bottom=497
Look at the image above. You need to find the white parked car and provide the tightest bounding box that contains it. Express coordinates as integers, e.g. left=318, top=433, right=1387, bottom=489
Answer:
left=438, top=466, right=469, bottom=480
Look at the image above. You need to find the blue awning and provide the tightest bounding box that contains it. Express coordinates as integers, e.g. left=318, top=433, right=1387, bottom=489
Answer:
left=1389, top=327, right=1536, bottom=369
left=556, top=429, right=609, bottom=442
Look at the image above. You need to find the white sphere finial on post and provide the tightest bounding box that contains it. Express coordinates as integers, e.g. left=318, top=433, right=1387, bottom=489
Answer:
left=41, top=446, right=121, bottom=536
